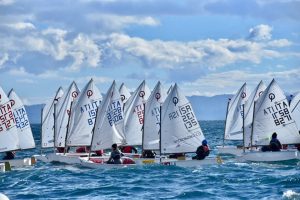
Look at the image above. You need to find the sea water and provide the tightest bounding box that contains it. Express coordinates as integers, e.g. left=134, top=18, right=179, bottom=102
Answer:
left=1, top=121, right=300, bottom=200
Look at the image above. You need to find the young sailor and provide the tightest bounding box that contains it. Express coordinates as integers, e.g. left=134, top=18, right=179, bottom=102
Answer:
left=269, top=132, right=282, bottom=151
left=193, top=140, right=210, bottom=160
left=107, top=143, right=122, bottom=164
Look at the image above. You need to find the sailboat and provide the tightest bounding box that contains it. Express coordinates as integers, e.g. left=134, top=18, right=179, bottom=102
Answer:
left=50, top=79, right=102, bottom=164
left=1, top=87, right=36, bottom=171
left=158, top=84, right=220, bottom=167
left=238, top=79, right=300, bottom=162
left=35, top=82, right=81, bottom=163
left=142, top=81, right=166, bottom=152
left=40, top=87, right=63, bottom=149
left=290, top=92, right=300, bottom=128
left=79, top=81, right=135, bottom=169
left=123, top=80, right=150, bottom=146
left=217, top=83, right=249, bottom=155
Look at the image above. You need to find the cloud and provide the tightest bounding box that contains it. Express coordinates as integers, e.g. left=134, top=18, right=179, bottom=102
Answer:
left=248, top=24, right=272, bottom=41
left=4, top=22, right=35, bottom=30
left=181, top=68, right=300, bottom=96
left=0, top=0, right=14, bottom=6
left=0, top=52, right=9, bottom=67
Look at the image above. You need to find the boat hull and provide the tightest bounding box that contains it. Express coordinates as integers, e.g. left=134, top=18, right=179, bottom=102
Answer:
left=79, top=157, right=136, bottom=169
left=216, top=145, right=245, bottom=156
left=237, top=150, right=299, bottom=162
left=0, top=157, right=36, bottom=168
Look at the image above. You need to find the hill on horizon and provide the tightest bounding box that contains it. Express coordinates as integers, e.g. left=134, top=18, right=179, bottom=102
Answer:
left=25, top=94, right=232, bottom=124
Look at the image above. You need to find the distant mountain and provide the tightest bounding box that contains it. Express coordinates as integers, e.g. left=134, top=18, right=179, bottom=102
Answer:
left=25, top=104, right=44, bottom=124
left=188, top=94, right=232, bottom=120
left=24, top=95, right=232, bottom=123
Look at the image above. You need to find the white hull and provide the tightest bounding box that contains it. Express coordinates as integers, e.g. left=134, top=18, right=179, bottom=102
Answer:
left=0, top=157, right=36, bottom=169
left=237, top=150, right=299, bottom=162
left=35, top=153, right=92, bottom=164
left=216, top=145, right=245, bottom=156
left=79, top=157, right=136, bottom=169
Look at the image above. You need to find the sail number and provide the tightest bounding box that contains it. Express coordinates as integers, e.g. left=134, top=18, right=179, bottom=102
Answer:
left=169, top=103, right=198, bottom=130
left=14, top=107, right=29, bottom=129
left=133, top=104, right=144, bottom=124
left=263, top=101, right=293, bottom=126
left=82, top=100, right=101, bottom=126
left=107, top=100, right=123, bottom=126
left=0, top=102, right=16, bottom=132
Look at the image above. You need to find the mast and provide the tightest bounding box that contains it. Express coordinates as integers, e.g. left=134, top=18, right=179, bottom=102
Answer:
left=242, top=104, right=245, bottom=152
left=223, top=98, right=230, bottom=146
left=159, top=104, right=162, bottom=163
left=88, top=107, right=99, bottom=160
left=141, top=101, right=146, bottom=153
left=64, top=101, right=73, bottom=154
left=250, top=101, right=256, bottom=150
left=53, top=102, right=57, bottom=153
left=40, top=106, right=44, bottom=155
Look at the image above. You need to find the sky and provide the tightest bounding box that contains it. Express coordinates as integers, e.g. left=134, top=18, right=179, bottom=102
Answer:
left=0, top=0, right=299, bottom=105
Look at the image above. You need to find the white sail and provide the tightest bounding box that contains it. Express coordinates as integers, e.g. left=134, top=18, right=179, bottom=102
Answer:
left=290, top=92, right=300, bottom=130
left=8, top=89, right=35, bottom=150
left=91, top=81, right=126, bottom=150
left=67, top=79, right=102, bottom=146
left=124, top=80, right=150, bottom=145
left=143, top=81, right=166, bottom=150
left=243, top=81, right=266, bottom=147
left=55, top=82, right=80, bottom=147
left=251, top=79, right=300, bottom=146
left=41, top=87, right=63, bottom=148
left=224, top=83, right=248, bottom=140
left=161, top=84, right=205, bottom=154
left=0, top=86, right=20, bottom=152
left=119, top=83, right=131, bottom=104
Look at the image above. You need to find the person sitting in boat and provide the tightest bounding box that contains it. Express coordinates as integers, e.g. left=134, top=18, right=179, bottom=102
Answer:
left=269, top=132, right=282, bottom=152
left=192, top=139, right=210, bottom=160
left=56, top=147, right=69, bottom=153
left=120, top=145, right=138, bottom=154
left=142, top=150, right=156, bottom=158
left=2, top=151, right=16, bottom=160
left=107, top=143, right=122, bottom=164
left=94, top=149, right=104, bottom=156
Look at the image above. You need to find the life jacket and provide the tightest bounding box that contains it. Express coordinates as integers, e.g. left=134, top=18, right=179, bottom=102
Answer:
left=95, top=150, right=104, bottom=156
left=122, top=146, right=133, bottom=153
left=203, top=145, right=210, bottom=156
left=122, top=157, right=135, bottom=164
left=76, top=147, right=86, bottom=153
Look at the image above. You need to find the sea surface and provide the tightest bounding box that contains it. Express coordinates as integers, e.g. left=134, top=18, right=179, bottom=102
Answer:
left=1, top=121, right=300, bottom=200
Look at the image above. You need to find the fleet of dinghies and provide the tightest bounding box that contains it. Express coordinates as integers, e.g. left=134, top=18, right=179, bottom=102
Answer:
left=2, top=78, right=300, bottom=172
left=218, top=79, right=300, bottom=162
left=0, top=86, right=36, bottom=172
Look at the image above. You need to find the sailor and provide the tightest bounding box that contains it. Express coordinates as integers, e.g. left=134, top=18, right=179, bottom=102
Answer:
left=269, top=132, right=282, bottom=151
left=142, top=150, right=156, bottom=158
left=76, top=146, right=89, bottom=153
left=2, top=151, right=15, bottom=160
left=107, top=143, right=122, bottom=164
left=192, top=139, right=210, bottom=160
left=120, top=145, right=138, bottom=154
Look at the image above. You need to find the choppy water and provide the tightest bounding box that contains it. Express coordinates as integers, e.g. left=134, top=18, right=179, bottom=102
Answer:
left=1, top=121, right=300, bottom=200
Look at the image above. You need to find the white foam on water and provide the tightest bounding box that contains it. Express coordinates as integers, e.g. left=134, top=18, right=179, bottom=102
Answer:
left=0, top=193, right=9, bottom=200
left=282, top=190, right=300, bottom=200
